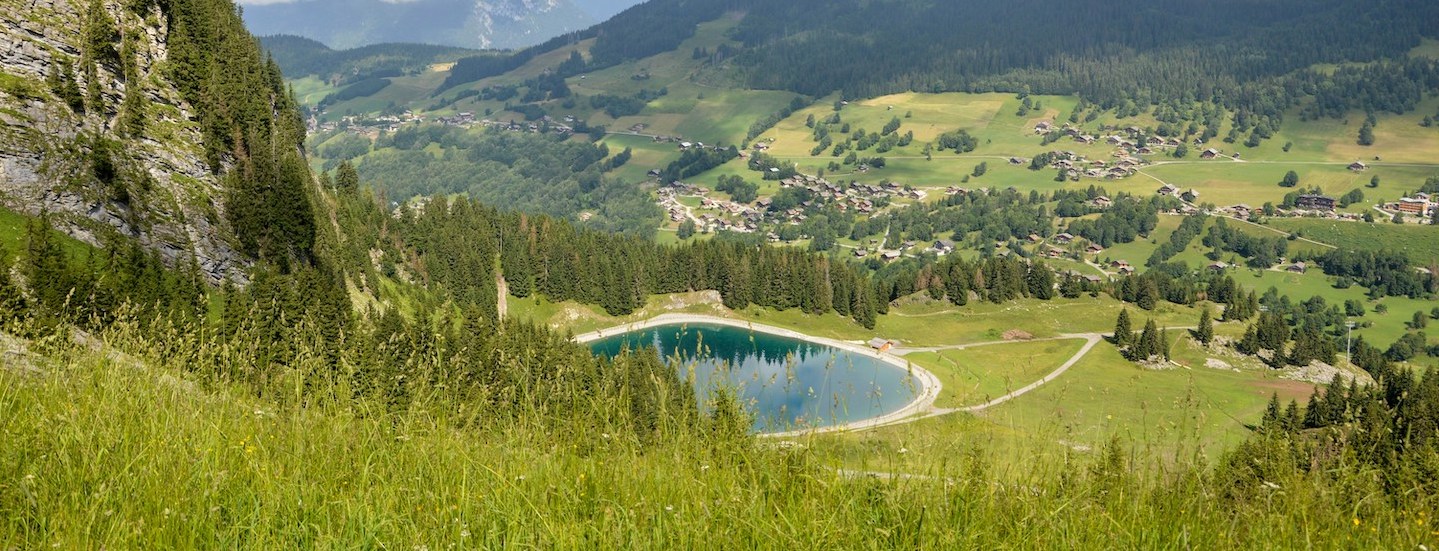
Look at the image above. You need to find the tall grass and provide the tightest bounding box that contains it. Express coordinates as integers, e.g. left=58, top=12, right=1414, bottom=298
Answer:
left=2, top=319, right=1436, bottom=548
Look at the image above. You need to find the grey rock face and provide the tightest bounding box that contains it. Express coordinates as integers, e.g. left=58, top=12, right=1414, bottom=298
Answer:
left=0, top=0, right=250, bottom=285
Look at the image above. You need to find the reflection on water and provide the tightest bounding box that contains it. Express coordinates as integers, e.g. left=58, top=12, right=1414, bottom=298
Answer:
left=588, top=323, right=918, bottom=432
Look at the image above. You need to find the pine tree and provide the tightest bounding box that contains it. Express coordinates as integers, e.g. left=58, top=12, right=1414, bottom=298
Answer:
left=1282, top=400, right=1301, bottom=432
left=1134, top=319, right=1162, bottom=361
left=1261, top=393, right=1282, bottom=431
left=1196, top=307, right=1214, bottom=345
left=1136, top=279, right=1159, bottom=310
left=335, top=161, right=360, bottom=194
left=1112, top=308, right=1133, bottom=346
left=0, top=253, right=27, bottom=328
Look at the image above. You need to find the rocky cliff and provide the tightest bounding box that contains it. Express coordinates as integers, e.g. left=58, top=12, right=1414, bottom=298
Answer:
left=0, top=0, right=249, bottom=283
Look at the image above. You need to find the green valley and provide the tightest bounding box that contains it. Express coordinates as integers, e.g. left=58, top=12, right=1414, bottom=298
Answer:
left=3, top=0, right=1439, bottom=546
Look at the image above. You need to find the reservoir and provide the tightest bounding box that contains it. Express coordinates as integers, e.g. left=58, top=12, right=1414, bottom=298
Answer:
left=586, top=322, right=920, bottom=432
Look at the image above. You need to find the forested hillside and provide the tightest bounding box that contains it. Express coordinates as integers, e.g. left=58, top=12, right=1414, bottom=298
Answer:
left=259, top=35, right=478, bottom=82
left=438, top=0, right=1439, bottom=123
left=0, top=0, right=317, bottom=279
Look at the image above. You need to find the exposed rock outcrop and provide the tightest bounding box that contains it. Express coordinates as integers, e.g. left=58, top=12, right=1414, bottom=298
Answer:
left=0, top=0, right=248, bottom=284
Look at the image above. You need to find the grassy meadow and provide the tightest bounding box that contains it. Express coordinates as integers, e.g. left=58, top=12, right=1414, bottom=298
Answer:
left=4, top=324, right=1434, bottom=548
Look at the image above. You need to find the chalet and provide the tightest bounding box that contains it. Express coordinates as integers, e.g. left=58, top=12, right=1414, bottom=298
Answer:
left=1157, top=184, right=1180, bottom=196
left=1287, top=262, right=1308, bottom=273
left=1136, top=146, right=1154, bottom=155
left=647, top=169, right=662, bottom=177
left=931, top=240, right=957, bottom=255
left=854, top=249, right=868, bottom=258
left=1180, top=189, right=1200, bottom=202
left=1053, top=232, right=1074, bottom=244
left=679, top=142, right=694, bottom=150
left=1348, top=161, right=1368, bottom=172
left=1085, top=244, right=1104, bottom=254
left=1107, top=135, right=1125, bottom=145
left=868, top=338, right=895, bottom=352
left=1296, top=194, right=1337, bottom=211
left=1116, top=265, right=1136, bottom=275
left=1035, top=121, right=1053, bottom=134
left=1200, top=148, right=1220, bottom=159
left=1091, top=196, right=1113, bottom=208
left=1009, top=157, right=1025, bottom=165
left=1229, top=204, right=1253, bottom=218
left=756, top=198, right=773, bottom=208
left=1027, top=234, right=1043, bottom=243
left=1045, top=248, right=1064, bottom=258
left=881, top=250, right=903, bottom=261
left=1208, top=261, right=1230, bottom=271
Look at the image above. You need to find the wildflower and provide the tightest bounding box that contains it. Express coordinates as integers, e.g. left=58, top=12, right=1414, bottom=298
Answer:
left=898, top=447, right=909, bottom=454
left=665, top=505, right=674, bottom=512
left=460, top=530, right=471, bottom=538
left=1353, top=518, right=1361, bottom=527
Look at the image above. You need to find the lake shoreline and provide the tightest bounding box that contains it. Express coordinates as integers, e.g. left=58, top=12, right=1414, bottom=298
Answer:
left=572, top=313, right=942, bottom=437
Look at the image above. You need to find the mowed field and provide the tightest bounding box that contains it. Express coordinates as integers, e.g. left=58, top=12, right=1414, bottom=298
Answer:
left=906, top=338, right=1088, bottom=408
left=1267, top=217, right=1439, bottom=266
left=807, top=324, right=1321, bottom=473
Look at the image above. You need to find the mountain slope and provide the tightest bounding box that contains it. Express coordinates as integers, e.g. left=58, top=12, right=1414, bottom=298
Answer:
left=259, top=35, right=479, bottom=82
left=241, top=0, right=595, bottom=49
left=438, top=0, right=1439, bottom=108
left=0, top=0, right=317, bottom=282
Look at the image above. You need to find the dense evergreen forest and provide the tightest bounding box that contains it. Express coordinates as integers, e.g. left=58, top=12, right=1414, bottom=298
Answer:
left=259, top=35, right=478, bottom=83
left=0, top=212, right=699, bottom=440
left=434, top=0, right=1439, bottom=148
left=328, top=190, right=886, bottom=328
left=159, top=0, right=318, bottom=265
left=330, top=125, right=660, bottom=235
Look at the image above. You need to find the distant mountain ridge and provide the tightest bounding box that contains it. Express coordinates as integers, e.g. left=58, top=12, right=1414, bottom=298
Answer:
left=241, top=0, right=602, bottom=49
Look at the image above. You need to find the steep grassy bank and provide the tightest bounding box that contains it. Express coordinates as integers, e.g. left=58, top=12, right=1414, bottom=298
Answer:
left=2, top=324, right=1436, bottom=548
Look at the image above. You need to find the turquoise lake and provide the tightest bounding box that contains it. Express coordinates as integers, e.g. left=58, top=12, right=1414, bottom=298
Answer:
left=587, top=323, right=919, bottom=432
